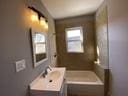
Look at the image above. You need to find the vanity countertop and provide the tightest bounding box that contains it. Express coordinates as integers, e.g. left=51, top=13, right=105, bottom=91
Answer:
left=30, top=67, right=66, bottom=92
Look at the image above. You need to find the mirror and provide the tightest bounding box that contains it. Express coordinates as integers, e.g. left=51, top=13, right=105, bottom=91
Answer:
left=30, top=29, right=48, bottom=67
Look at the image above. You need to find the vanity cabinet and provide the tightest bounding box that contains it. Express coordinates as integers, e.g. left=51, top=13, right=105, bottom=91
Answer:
left=59, top=79, right=67, bottom=96
left=30, top=68, right=67, bottom=96
left=30, top=80, right=67, bottom=96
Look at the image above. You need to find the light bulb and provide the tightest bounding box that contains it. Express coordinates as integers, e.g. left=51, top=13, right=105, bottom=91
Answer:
left=31, top=10, right=38, bottom=22
left=40, top=17, right=46, bottom=26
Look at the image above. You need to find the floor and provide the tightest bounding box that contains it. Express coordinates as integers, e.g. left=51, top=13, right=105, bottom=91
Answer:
left=69, top=95, right=91, bottom=96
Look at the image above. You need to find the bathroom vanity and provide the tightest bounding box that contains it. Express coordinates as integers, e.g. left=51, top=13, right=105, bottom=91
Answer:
left=30, top=67, right=67, bottom=96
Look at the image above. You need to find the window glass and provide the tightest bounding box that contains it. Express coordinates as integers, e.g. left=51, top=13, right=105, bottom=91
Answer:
left=66, top=27, right=84, bottom=53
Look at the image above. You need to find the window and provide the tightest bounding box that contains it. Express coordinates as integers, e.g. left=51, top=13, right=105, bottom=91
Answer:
left=66, top=27, right=84, bottom=53
left=34, top=33, right=46, bottom=54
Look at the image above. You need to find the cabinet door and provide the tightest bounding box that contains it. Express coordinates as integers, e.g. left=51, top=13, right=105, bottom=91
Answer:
left=60, top=79, right=67, bottom=96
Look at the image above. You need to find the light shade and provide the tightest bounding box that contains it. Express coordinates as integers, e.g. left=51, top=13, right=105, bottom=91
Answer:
left=44, top=22, right=48, bottom=30
left=31, top=10, right=38, bottom=22
left=40, top=17, right=46, bottom=26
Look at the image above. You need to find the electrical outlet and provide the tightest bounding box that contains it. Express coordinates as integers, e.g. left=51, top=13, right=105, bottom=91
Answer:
left=16, top=59, right=26, bottom=72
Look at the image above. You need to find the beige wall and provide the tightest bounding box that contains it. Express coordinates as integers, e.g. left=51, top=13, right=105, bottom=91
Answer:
left=94, top=0, right=109, bottom=82
left=95, top=0, right=108, bottom=69
left=55, top=15, right=96, bottom=70
left=94, top=1, right=109, bottom=96
left=0, top=0, right=56, bottom=96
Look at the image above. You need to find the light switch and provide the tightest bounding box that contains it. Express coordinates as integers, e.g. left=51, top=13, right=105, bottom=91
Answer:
left=16, top=59, right=26, bottom=72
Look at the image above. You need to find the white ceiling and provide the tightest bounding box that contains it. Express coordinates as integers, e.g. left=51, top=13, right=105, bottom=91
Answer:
left=41, top=0, right=104, bottom=19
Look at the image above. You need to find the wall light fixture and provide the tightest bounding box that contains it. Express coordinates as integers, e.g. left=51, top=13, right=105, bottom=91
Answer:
left=28, top=6, right=48, bottom=30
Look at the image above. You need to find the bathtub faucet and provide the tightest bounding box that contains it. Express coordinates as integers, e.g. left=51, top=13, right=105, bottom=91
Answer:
left=42, top=66, right=52, bottom=78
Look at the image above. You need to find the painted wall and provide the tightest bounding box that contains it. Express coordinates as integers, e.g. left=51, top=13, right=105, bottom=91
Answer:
left=108, top=0, right=128, bottom=96
left=0, top=0, right=56, bottom=96
left=55, top=15, right=95, bottom=70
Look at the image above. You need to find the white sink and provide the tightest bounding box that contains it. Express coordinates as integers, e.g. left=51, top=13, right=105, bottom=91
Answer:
left=47, top=70, right=61, bottom=81
left=30, top=68, right=66, bottom=92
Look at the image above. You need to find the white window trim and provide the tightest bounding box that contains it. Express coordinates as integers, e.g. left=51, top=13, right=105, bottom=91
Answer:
left=65, top=27, right=84, bottom=53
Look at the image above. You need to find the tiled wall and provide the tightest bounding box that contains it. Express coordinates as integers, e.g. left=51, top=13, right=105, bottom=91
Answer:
left=95, top=1, right=108, bottom=69
left=55, top=15, right=96, bottom=70
left=94, top=1, right=109, bottom=96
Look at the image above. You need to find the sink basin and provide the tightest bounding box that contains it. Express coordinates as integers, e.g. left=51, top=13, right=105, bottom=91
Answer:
left=47, top=70, right=61, bottom=81
left=30, top=68, right=66, bottom=91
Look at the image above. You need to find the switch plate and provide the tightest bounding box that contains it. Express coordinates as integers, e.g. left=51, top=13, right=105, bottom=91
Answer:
left=16, top=59, right=26, bottom=72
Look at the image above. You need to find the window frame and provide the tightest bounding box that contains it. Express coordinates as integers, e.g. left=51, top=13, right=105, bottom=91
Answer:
left=65, top=27, right=84, bottom=53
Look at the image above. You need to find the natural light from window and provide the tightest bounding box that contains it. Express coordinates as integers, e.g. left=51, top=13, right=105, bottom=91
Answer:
left=66, top=27, right=84, bottom=53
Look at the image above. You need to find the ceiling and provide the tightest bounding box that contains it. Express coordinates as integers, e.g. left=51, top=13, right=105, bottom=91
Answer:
left=41, top=0, right=104, bottom=19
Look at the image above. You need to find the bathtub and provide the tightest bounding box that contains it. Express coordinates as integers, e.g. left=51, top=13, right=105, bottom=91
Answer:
left=66, top=71, right=104, bottom=96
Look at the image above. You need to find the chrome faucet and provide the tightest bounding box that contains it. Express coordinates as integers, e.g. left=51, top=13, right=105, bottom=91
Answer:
left=42, top=66, right=52, bottom=78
